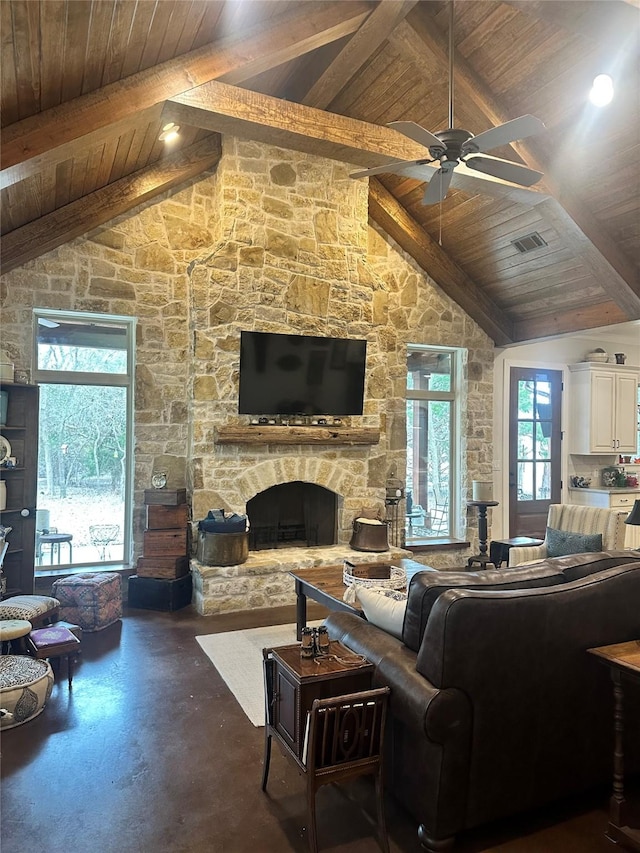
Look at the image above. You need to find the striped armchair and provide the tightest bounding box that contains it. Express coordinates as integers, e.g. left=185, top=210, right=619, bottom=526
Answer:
left=508, top=504, right=628, bottom=567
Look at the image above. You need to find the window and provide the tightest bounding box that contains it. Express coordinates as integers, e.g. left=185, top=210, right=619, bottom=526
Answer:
left=406, top=346, right=461, bottom=541
left=33, top=310, right=136, bottom=570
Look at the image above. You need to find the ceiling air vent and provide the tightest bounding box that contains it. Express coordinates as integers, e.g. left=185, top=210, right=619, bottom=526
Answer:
left=512, top=232, right=547, bottom=253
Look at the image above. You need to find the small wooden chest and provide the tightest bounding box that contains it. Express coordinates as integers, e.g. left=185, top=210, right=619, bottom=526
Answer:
left=143, top=488, right=187, bottom=506
left=146, top=504, right=189, bottom=529
left=136, top=555, right=190, bottom=579
left=143, top=529, right=188, bottom=557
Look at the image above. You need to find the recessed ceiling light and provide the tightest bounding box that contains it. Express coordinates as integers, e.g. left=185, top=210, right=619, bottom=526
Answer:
left=159, top=122, right=180, bottom=142
left=589, top=74, right=614, bottom=107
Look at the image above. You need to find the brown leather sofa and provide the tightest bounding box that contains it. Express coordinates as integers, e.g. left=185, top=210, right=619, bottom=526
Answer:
left=325, top=551, right=640, bottom=851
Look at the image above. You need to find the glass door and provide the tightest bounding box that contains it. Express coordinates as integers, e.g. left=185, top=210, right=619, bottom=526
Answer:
left=508, top=367, right=562, bottom=538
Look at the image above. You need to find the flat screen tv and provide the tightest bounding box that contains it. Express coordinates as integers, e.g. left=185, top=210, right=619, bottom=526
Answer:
left=238, top=331, right=367, bottom=416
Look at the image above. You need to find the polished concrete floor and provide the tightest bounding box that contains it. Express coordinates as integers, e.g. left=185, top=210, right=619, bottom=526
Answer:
left=0, top=601, right=631, bottom=853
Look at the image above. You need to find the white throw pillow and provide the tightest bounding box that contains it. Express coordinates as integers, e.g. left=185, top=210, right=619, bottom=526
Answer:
left=356, top=585, right=407, bottom=640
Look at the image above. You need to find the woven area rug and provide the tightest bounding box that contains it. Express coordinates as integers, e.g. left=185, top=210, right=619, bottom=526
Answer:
left=196, top=621, right=322, bottom=727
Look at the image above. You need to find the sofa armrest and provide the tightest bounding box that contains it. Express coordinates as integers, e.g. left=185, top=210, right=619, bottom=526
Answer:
left=376, top=648, right=471, bottom=740
left=325, top=611, right=471, bottom=740
left=508, top=544, right=547, bottom=566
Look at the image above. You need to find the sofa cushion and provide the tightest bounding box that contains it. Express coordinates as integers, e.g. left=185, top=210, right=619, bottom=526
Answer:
left=402, top=564, right=565, bottom=653
left=356, top=586, right=407, bottom=639
left=546, top=526, right=602, bottom=558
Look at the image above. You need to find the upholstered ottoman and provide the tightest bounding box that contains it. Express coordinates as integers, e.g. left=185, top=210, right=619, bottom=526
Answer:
left=0, top=595, right=60, bottom=628
left=52, top=573, right=122, bottom=631
left=0, top=655, right=54, bottom=729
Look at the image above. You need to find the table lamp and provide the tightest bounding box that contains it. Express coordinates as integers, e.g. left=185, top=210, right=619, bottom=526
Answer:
left=624, top=500, right=640, bottom=528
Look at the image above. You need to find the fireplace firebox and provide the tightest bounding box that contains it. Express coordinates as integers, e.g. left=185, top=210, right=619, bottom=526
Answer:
left=247, top=481, right=337, bottom=550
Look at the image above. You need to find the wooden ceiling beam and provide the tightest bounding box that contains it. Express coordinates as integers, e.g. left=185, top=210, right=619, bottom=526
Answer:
left=216, top=1, right=372, bottom=86
left=368, top=179, right=515, bottom=346
left=0, top=0, right=372, bottom=189
left=0, top=135, right=222, bottom=275
left=397, top=6, right=640, bottom=317
left=165, top=79, right=432, bottom=169
left=302, top=0, right=418, bottom=109
left=164, top=78, right=545, bottom=205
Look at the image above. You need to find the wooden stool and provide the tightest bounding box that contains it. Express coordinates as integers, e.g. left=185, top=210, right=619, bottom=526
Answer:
left=28, top=625, right=81, bottom=689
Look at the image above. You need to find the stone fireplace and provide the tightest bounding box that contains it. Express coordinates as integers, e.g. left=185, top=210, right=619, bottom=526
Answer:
left=189, top=453, right=412, bottom=615
left=187, top=138, right=413, bottom=613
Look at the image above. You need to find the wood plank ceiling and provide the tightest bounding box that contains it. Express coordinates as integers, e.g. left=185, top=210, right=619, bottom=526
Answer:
left=1, top=0, right=639, bottom=345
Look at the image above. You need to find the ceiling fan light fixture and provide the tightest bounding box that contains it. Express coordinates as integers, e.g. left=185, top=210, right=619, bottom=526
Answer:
left=350, top=1, right=545, bottom=205
left=589, top=74, right=614, bottom=107
left=159, top=122, right=180, bottom=142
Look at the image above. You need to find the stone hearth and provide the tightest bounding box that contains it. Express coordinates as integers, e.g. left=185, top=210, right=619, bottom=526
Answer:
left=191, top=544, right=412, bottom=616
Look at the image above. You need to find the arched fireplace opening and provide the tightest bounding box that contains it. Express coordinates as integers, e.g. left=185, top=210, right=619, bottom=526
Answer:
left=247, top=481, right=337, bottom=550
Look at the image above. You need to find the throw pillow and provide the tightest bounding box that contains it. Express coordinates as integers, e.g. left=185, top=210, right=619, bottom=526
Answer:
left=545, top=527, right=603, bottom=558
left=356, top=585, right=407, bottom=640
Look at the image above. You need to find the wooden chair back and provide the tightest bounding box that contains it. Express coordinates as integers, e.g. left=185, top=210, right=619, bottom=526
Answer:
left=306, top=687, right=389, bottom=781
left=305, top=687, right=390, bottom=853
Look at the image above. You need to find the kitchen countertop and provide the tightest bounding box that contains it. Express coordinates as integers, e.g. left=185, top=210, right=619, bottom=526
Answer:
left=568, top=487, right=640, bottom=494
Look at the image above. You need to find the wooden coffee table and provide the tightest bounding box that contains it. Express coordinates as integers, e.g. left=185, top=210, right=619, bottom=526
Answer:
left=290, top=558, right=425, bottom=640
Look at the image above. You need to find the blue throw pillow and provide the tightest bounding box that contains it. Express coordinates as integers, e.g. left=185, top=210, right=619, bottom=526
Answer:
left=545, top=527, right=602, bottom=558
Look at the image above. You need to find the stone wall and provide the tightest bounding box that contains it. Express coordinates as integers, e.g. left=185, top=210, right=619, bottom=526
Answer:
left=0, top=135, right=494, bottom=577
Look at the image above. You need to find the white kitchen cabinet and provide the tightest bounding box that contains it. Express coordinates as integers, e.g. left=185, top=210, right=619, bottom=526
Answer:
left=567, top=487, right=640, bottom=549
left=569, top=364, right=639, bottom=454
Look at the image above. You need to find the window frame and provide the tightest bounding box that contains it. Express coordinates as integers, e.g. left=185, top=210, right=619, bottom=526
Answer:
left=32, top=308, right=137, bottom=568
left=406, top=344, right=463, bottom=542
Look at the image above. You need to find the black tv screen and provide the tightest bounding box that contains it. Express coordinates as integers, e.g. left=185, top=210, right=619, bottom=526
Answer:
left=238, top=331, right=367, bottom=416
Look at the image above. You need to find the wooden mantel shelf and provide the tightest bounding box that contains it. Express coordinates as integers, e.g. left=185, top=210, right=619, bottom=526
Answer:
left=215, top=425, right=380, bottom=446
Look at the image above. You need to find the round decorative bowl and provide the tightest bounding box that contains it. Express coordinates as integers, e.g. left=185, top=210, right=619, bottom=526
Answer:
left=585, top=351, right=609, bottom=362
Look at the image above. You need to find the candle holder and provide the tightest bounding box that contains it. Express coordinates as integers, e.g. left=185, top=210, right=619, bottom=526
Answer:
left=467, top=500, right=499, bottom=568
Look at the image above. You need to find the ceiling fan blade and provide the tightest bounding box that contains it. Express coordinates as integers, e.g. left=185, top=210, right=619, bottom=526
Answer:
left=350, top=158, right=432, bottom=179
left=464, top=115, right=546, bottom=154
left=465, top=154, right=543, bottom=187
left=387, top=120, right=443, bottom=150
left=422, top=168, right=454, bottom=205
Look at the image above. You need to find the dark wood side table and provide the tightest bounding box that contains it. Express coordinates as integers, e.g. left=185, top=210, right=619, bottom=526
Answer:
left=489, top=536, right=544, bottom=568
left=588, top=640, right=640, bottom=851
left=262, top=641, right=373, bottom=772
left=466, top=500, right=499, bottom=568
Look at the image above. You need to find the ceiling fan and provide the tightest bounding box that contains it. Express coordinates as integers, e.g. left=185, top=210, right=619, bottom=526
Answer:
left=351, top=1, right=545, bottom=204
